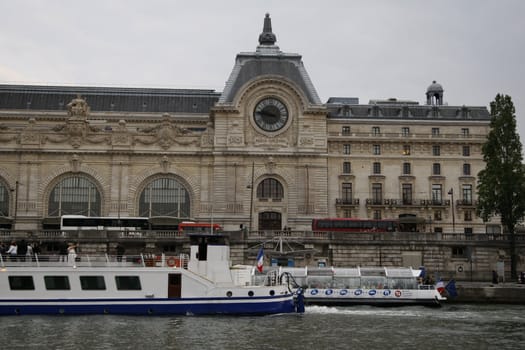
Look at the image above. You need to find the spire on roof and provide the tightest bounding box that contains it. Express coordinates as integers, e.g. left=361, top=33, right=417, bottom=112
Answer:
left=258, top=13, right=276, bottom=45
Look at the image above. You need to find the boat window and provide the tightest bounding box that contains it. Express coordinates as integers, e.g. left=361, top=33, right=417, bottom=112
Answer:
left=8, top=276, right=35, bottom=290
left=306, top=276, right=332, bottom=289
left=80, top=276, right=106, bottom=290
left=360, top=269, right=386, bottom=277
left=44, top=276, right=71, bottom=290
left=388, top=277, right=418, bottom=289
left=333, top=277, right=360, bottom=289
left=115, top=276, right=142, bottom=290
left=360, top=276, right=387, bottom=289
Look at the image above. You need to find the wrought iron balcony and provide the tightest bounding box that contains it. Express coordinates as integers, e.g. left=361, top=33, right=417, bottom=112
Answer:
left=335, top=198, right=360, bottom=206
left=456, top=199, right=477, bottom=207
left=365, top=198, right=452, bottom=207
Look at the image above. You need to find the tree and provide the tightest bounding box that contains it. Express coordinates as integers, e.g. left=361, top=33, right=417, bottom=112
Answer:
left=477, top=94, right=525, bottom=280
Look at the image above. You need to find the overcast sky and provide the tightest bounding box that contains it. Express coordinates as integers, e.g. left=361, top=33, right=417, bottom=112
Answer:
left=1, top=0, right=524, bottom=139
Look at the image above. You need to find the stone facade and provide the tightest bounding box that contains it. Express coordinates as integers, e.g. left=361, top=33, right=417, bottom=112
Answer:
left=1, top=14, right=517, bottom=279
left=0, top=15, right=494, bottom=236
left=326, top=101, right=492, bottom=234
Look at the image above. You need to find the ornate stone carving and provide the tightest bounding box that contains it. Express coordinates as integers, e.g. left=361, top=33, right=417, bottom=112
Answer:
left=200, top=121, right=214, bottom=147
left=67, top=94, right=90, bottom=119
left=134, top=114, right=197, bottom=149
left=160, top=155, right=170, bottom=173
left=70, top=154, right=81, bottom=172
left=227, top=135, right=243, bottom=145
left=19, top=118, right=40, bottom=145
left=254, top=136, right=288, bottom=148
left=112, top=120, right=131, bottom=145
left=0, top=124, right=18, bottom=143
left=201, top=134, right=214, bottom=147
left=45, top=120, right=109, bottom=148
left=265, top=156, right=276, bottom=173
left=44, top=97, right=109, bottom=148
left=299, top=137, right=314, bottom=146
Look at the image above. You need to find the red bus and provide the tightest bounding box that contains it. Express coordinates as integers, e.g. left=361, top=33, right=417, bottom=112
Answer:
left=178, top=222, right=223, bottom=234
left=312, top=218, right=398, bottom=232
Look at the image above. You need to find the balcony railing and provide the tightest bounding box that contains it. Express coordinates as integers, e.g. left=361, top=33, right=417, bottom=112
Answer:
left=335, top=198, right=360, bottom=206
left=456, top=199, right=477, bottom=207
left=365, top=198, right=451, bottom=207
left=2, top=229, right=525, bottom=245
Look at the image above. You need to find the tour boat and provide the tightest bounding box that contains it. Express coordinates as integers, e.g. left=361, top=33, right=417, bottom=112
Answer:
left=280, top=266, right=446, bottom=307
left=0, top=234, right=303, bottom=316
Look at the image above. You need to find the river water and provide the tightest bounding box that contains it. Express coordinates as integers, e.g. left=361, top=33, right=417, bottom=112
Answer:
left=2, top=304, right=524, bottom=350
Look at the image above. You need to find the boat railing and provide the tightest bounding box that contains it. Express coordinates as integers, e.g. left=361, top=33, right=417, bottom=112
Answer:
left=266, top=269, right=279, bottom=286
left=0, top=253, right=189, bottom=269
left=418, top=284, right=437, bottom=290
left=250, top=269, right=287, bottom=287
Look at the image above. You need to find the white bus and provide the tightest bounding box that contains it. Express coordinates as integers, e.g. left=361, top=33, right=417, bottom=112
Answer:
left=60, top=215, right=149, bottom=231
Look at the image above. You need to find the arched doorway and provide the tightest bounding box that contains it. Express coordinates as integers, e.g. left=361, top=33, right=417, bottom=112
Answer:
left=258, top=211, right=281, bottom=230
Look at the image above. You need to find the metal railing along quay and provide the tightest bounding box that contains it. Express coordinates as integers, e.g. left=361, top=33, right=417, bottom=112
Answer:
left=1, top=229, right=524, bottom=244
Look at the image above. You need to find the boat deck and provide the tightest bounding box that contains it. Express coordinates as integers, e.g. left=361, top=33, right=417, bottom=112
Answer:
left=0, top=253, right=189, bottom=269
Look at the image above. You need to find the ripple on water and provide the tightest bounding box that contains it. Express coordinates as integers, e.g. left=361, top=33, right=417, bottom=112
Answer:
left=2, top=305, right=525, bottom=350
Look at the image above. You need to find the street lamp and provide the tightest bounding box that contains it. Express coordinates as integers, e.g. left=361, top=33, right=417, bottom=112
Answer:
left=10, top=181, right=19, bottom=227
left=247, top=162, right=254, bottom=233
left=448, top=188, right=455, bottom=233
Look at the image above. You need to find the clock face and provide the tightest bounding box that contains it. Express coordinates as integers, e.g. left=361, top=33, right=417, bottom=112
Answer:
left=253, top=98, right=289, bottom=132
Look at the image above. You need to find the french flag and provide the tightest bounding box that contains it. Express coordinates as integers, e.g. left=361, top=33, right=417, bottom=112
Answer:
left=256, top=247, right=264, bottom=273
left=445, top=279, right=458, bottom=298
left=436, top=280, right=445, bottom=295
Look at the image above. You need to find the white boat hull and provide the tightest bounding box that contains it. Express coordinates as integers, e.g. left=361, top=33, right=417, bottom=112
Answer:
left=0, top=234, right=302, bottom=316
left=281, top=266, right=447, bottom=307
left=303, top=287, right=444, bottom=307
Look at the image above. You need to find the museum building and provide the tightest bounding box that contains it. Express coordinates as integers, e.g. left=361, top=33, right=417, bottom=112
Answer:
left=0, top=14, right=497, bottom=235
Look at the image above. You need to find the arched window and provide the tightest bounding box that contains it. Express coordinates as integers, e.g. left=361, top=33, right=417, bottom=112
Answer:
left=139, top=177, right=190, bottom=218
left=257, top=178, right=283, bottom=200
left=0, top=182, right=9, bottom=217
left=48, top=175, right=101, bottom=217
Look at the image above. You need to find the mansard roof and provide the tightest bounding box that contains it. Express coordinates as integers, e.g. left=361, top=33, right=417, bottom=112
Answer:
left=326, top=98, right=490, bottom=121
left=218, top=14, right=322, bottom=106
left=0, top=84, right=220, bottom=114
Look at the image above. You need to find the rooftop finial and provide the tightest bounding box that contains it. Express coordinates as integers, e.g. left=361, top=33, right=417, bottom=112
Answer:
left=258, top=13, right=276, bottom=45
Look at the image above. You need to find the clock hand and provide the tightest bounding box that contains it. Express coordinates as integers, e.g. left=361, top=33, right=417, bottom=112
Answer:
left=259, top=110, right=277, bottom=119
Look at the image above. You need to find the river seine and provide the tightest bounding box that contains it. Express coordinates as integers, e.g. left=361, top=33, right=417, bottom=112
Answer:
left=2, top=304, right=524, bottom=349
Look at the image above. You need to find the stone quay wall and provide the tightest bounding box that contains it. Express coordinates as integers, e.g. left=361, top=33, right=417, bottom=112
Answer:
left=1, top=230, right=524, bottom=283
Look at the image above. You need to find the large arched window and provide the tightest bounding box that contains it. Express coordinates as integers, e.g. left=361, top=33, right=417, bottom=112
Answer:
left=257, top=178, right=284, bottom=200
left=0, top=182, right=9, bottom=217
left=139, top=177, right=190, bottom=218
left=48, top=175, right=101, bottom=217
